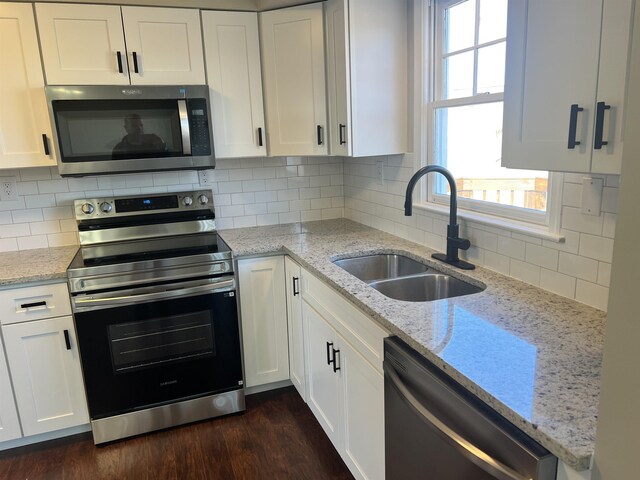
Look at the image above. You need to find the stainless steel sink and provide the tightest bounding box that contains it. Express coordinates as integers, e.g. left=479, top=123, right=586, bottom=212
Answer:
left=333, top=254, right=430, bottom=282
left=332, top=253, right=484, bottom=302
left=369, top=274, right=484, bottom=302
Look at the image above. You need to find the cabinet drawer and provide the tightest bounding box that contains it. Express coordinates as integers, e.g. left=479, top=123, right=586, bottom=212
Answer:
left=0, top=283, right=72, bottom=325
left=301, top=269, right=388, bottom=373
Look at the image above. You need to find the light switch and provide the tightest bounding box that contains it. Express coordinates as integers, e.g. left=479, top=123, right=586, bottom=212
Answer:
left=581, top=177, right=603, bottom=216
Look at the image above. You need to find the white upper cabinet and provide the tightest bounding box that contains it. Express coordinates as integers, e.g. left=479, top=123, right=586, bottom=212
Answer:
left=0, top=2, right=56, bottom=169
left=260, top=3, right=328, bottom=156
left=202, top=11, right=266, bottom=158
left=325, top=0, right=407, bottom=157
left=502, top=0, right=634, bottom=174
left=121, top=7, right=205, bottom=85
left=36, top=3, right=205, bottom=86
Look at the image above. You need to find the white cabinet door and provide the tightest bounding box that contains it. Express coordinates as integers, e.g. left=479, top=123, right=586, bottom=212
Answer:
left=122, top=6, right=205, bottom=85
left=202, top=11, right=266, bottom=158
left=238, top=256, right=289, bottom=388
left=284, top=256, right=305, bottom=400
left=325, top=0, right=351, bottom=157
left=0, top=3, right=56, bottom=169
left=36, top=3, right=129, bottom=85
left=590, top=0, right=635, bottom=174
left=2, top=315, right=89, bottom=437
left=326, top=0, right=407, bottom=158
left=260, top=3, right=328, bottom=156
left=0, top=336, right=21, bottom=442
left=503, top=0, right=632, bottom=174
left=303, top=301, right=342, bottom=449
left=340, top=338, right=385, bottom=480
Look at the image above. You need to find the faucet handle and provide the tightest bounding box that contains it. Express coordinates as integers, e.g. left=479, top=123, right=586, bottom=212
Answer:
left=449, top=236, right=471, bottom=251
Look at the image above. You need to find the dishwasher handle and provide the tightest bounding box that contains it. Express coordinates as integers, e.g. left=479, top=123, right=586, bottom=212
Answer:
left=384, top=362, right=531, bottom=480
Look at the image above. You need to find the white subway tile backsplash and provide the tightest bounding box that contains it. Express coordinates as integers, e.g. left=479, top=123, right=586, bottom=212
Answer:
left=47, top=232, right=77, bottom=246
left=25, top=194, right=56, bottom=208
left=255, top=191, right=278, bottom=203
left=301, top=210, right=323, bottom=222
left=497, top=236, right=526, bottom=261
left=579, top=234, right=614, bottom=262
left=220, top=205, right=245, bottom=218
left=233, top=216, right=257, bottom=228
left=602, top=213, right=617, bottom=238
left=525, top=244, right=559, bottom=270
left=242, top=180, right=266, bottom=192
left=218, top=181, right=244, bottom=194
left=268, top=201, right=290, bottom=214
left=97, top=176, right=127, bottom=190
left=265, top=178, right=288, bottom=191
left=43, top=206, right=73, bottom=220
left=558, top=252, right=599, bottom=282
left=244, top=203, right=268, bottom=215
left=125, top=174, right=154, bottom=188
left=277, top=189, right=299, bottom=202
left=510, top=259, right=541, bottom=286
left=561, top=206, right=603, bottom=235
left=483, top=251, right=510, bottom=275
left=598, top=262, right=612, bottom=288
left=602, top=187, right=619, bottom=213
left=18, top=235, right=48, bottom=250
left=540, top=269, right=576, bottom=299
left=30, top=220, right=61, bottom=235
left=19, top=167, right=51, bottom=181
left=231, top=193, right=255, bottom=205
left=16, top=181, right=39, bottom=196
left=11, top=209, right=43, bottom=224
left=575, top=280, right=609, bottom=311
left=229, top=168, right=254, bottom=181
left=0, top=212, right=11, bottom=224
left=0, top=238, right=18, bottom=252
left=279, top=211, right=301, bottom=223
left=0, top=223, right=30, bottom=238
left=257, top=214, right=279, bottom=226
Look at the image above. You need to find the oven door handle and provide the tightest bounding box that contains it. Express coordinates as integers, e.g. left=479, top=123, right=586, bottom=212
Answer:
left=73, top=280, right=234, bottom=309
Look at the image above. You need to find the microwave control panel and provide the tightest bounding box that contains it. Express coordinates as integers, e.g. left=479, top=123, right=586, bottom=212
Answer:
left=187, top=98, right=211, bottom=156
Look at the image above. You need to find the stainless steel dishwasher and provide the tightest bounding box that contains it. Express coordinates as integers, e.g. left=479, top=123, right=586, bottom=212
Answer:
left=384, top=336, right=557, bottom=480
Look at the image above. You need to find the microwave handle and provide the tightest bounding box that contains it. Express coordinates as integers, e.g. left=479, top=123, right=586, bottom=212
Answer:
left=178, top=99, right=192, bottom=155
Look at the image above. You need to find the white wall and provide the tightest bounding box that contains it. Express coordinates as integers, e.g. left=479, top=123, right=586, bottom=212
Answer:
left=0, top=156, right=343, bottom=251
left=344, top=153, right=618, bottom=311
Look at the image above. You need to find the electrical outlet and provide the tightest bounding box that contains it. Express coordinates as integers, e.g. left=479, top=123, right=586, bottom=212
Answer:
left=376, top=160, right=385, bottom=186
left=198, top=170, right=213, bottom=185
left=0, top=177, right=18, bottom=202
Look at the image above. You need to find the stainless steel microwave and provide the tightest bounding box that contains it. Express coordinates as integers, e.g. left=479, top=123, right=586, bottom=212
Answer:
left=45, top=85, right=215, bottom=176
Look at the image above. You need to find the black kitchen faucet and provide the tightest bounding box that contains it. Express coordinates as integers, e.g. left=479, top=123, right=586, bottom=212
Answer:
left=404, top=165, right=475, bottom=270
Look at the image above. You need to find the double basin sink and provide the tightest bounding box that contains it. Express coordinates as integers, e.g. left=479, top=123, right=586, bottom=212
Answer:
left=333, top=254, right=484, bottom=302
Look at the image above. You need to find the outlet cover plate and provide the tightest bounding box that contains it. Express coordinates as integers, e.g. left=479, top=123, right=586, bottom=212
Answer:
left=0, top=177, right=18, bottom=202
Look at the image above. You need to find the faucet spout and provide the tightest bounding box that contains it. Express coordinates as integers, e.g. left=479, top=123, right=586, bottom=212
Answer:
left=404, top=166, right=475, bottom=270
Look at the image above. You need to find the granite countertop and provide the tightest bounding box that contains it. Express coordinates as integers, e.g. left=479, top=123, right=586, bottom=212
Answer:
left=219, top=219, right=605, bottom=471
left=0, top=246, right=78, bottom=286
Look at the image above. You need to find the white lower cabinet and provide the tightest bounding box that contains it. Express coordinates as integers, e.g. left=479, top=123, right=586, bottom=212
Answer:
left=285, top=256, right=306, bottom=400
left=2, top=316, right=88, bottom=436
left=301, top=267, right=387, bottom=480
left=238, top=256, right=290, bottom=387
left=0, top=338, right=21, bottom=442
left=0, top=282, right=89, bottom=442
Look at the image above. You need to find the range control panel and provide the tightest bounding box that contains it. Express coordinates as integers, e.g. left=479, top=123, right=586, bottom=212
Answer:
left=74, top=190, right=213, bottom=220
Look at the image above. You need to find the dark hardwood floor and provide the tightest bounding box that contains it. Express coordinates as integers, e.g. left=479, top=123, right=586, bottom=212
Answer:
left=0, top=387, right=353, bottom=480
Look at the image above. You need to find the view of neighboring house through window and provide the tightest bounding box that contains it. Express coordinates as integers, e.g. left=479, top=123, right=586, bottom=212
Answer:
left=427, top=0, right=550, bottom=224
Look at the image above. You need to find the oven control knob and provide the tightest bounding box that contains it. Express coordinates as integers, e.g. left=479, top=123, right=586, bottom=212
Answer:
left=81, top=203, right=94, bottom=215
left=183, top=196, right=193, bottom=206
left=100, top=202, right=113, bottom=213
left=198, top=194, right=209, bottom=206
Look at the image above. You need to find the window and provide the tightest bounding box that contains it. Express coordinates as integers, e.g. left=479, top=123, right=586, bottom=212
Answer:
left=426, top=0, right=550, bottom=225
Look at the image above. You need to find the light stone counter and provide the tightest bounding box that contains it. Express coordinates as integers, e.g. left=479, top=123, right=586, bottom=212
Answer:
left=219, top=219, right=605, bottom=471
left=0, top=246, right=78, bottom=287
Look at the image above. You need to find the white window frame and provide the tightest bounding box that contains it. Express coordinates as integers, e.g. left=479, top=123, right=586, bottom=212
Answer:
left=417, top=0, right=563, bottom=236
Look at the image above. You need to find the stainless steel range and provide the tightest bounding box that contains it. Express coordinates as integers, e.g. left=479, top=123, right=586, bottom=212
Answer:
left=67, top=190, right=244, bottom=444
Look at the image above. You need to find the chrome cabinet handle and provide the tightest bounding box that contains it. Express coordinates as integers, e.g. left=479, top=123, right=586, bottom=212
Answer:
left=384, top=362, right=531, bottom=480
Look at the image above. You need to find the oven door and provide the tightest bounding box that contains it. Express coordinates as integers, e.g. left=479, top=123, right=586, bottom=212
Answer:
left=72, top=276, right=242, bottom=420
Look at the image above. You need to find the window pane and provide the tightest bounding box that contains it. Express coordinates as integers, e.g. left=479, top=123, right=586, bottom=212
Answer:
left=444, top=51, right=474, bottom=99
left=444, top=0, right=476, bottom=53
left=478, top=0, right=508, bottom=44
left=434, top=102, right=547, bottom=212
left=477, top=42, right=506, bottom=94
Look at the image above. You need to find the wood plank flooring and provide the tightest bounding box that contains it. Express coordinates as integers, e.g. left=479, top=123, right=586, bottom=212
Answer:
left=0, top=387, right=353, bottom=480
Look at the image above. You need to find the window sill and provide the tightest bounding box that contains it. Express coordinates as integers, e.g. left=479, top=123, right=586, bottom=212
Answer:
left=413, top=202, right=565, bottom=243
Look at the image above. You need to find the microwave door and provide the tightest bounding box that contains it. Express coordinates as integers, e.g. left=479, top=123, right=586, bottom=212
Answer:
left=178, top=99, right=191, bottom=155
